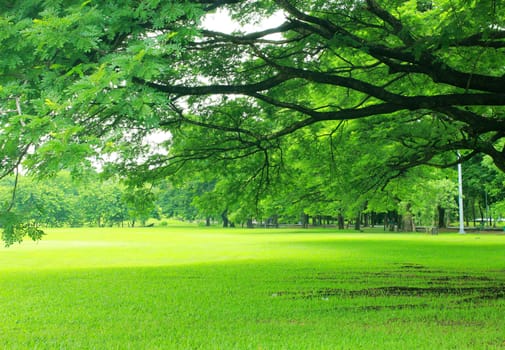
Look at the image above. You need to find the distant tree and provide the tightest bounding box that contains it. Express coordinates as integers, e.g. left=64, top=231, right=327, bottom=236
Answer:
left=156, top=180, right=203, bottom=221
left=123, top=187, right=156, bottom=227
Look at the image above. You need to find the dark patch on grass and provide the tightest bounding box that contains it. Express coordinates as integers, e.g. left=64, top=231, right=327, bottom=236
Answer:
left=273, top=284, right=505, bottom=305
left=430, top=275, right=493, bottom=282
left=353, top=285, right=505, bottom=300
left=313, top=273, right=342, bottom=281
left=304, top=270, right=497, bottom=286
left=435, top=320, right=484, bottom=327
left=399, top=263, right=427, bottom=270
left=356, top=303, right=431, bottom=311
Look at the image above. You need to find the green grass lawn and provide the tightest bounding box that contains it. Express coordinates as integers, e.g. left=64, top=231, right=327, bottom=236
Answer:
left=1, top=226, right=504, bottom=349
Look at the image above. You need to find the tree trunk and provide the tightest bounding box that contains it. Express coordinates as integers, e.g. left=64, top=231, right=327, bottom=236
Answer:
left=246, top=218, right=254, bottom=228
left=364, top=213, right=369, bottom=227
left=402, top=213, right=415, bottom=232
left=337, top=213, right=345, bottom=229
left=386, top=211, right=398, bottom=231
left=268, top=215, right=279, bottom=228
left=402, top=203, right=415, bottom=232
left=471, top=198, right=476, bottom=227
left=354, top=212, right=361, bottom=231
left=437, top=206, right=446, bottom=228
left=478, top=202, right=484, bottom=227
left=206, top=217, right=211, bottom=227
left=301, top=212, right=309, bottom=228
left=221, top=209, right=229, bottom=228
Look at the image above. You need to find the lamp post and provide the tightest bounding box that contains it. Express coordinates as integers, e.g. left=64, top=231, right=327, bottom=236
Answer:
left=485, top=191, right=489, bottom=228
left=457, top=153, right=465, bottom=234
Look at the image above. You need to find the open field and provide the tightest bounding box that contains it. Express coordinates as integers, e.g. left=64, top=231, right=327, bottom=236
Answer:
left=1, top=226, right=505, bottom=349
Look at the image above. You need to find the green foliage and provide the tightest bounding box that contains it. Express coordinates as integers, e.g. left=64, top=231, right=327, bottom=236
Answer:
left=123, top=187, right=157, bottom=226
left=156, top=180, right=203, bottom=220
left=0, top=211, right=44, bottom=247
left=0, top=172, right=158, bottom=243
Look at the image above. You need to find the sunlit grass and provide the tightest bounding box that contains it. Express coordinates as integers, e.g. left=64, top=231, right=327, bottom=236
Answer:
left=1, top=227, right=504, bottom=349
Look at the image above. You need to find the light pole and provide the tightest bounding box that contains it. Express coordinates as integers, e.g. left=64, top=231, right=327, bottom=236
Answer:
left=485, top=191, right=489, bottom=227
left=457, top=153, right=465, bottom=234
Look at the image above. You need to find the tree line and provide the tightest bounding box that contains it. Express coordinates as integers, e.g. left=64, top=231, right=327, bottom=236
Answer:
left=0, top=172, right=155, bottom=230
left=1, top=154, right=503, bottom=237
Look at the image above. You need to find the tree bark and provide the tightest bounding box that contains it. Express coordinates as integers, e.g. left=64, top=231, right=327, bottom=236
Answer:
left=437, top=206, right=446, bottom=228
left=221, top=209, right=229, bottom=228
left=402, top=213, right=415, bottom=232
left=471, top=198, right=476, bottom=227
left=401, top=203, right=415, bottom=232
left=337, top=212, right=345, bottom=229
left=301, top=212, right=309, bottom=228
left=364, top=213, right=370, bottom=228
left=354, top=212, right=361, bottom=231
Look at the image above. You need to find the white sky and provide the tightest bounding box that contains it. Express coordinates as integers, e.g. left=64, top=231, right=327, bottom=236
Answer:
left=201, top=9, right=286, bottom=37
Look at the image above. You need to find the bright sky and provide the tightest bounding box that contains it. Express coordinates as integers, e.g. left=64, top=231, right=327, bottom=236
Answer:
left=201, top=8, right=286, bottom=37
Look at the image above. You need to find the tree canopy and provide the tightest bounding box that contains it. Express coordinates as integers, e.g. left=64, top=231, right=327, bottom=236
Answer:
left=1, top=0, right=505, bottom=242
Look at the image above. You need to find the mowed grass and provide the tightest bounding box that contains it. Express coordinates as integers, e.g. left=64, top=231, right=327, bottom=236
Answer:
left=1, top=227, right=505, bottom=349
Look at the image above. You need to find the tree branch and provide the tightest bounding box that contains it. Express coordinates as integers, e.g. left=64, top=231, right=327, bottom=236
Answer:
left=365, top=0, right=416, bottom=45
